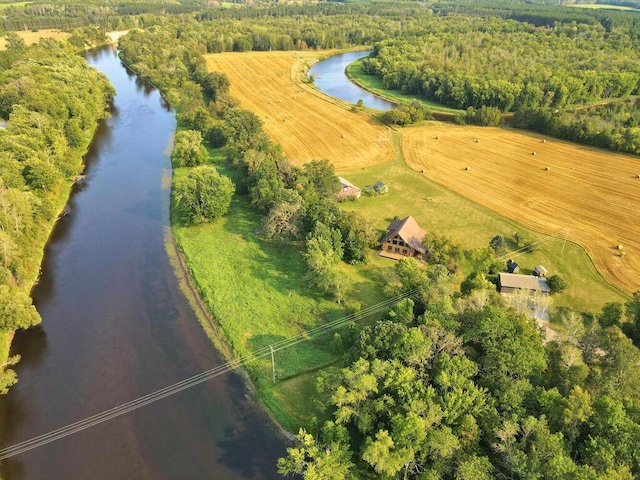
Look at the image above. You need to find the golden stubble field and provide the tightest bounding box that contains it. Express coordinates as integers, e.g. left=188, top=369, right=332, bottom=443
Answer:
left=206, top=50, right=640, bottom=294
left=0, top=29, right=71, bottom=50
left=403, top=125, right=640, bottom=293
left=204, top=51, right=394, bottom=169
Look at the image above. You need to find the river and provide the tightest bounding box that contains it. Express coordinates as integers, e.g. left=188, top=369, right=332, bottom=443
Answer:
left=0, top=46, right=285, bottom=480
left=308, top=50, right=395, bottom=111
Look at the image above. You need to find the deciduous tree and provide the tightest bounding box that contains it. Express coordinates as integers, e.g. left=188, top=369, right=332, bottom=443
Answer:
left=173, top=166, right=234, bottom=225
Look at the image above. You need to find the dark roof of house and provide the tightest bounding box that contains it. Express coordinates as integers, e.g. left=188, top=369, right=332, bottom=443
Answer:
left=381, top=215, right=427, bottom=254
left=507, top=259, right=520, bottom=272
left=498, top=273, right=550, bottom=293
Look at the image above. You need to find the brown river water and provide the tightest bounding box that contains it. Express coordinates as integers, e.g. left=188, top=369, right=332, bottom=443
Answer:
left=0, top=46, right=285, bottom=480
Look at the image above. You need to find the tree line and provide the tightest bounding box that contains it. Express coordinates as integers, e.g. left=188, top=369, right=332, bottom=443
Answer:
left=0, top=38, right=114, bottom=392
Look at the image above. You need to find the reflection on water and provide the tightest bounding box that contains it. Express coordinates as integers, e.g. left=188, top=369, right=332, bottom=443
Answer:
left=309, top=50, right=396, bottom=111
left=0, top=46, right=284, bottom=480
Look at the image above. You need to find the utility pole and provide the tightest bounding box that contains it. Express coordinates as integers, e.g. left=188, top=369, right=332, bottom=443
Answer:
left=270, top=345, right=275, bottom=384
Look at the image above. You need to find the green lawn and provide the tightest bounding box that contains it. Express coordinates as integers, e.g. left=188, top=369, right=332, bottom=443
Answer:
left=336, top=155, right=629, bottom=313
left=346, top=59, right=462, bottom=115
left=171, top=160, right=395, bottom=429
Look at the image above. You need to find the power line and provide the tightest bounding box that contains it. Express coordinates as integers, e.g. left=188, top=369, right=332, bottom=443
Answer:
left=0, top=288, right=422, bottom=460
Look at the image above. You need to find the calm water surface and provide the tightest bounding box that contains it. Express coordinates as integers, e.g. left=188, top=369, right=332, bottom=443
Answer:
left=0, top=46, right=284, bottom=480
left=308, top=50, right=395, bottom=111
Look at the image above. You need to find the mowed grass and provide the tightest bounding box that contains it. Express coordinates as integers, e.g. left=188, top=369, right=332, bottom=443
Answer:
left=401, top=124, right=640, bottom=294
left=0, top=29, right=70, bottom=50
left=204, top=51, right=394, bottom=169
left=172, top=160, right=392, bottom=426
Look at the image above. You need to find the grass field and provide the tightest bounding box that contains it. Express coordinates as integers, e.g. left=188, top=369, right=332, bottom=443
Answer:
left=172, top=158, right=392, bottom=427
left=338, top=143, right=628, bottom=312
left=402, top=124, right=640, bottom=294
left=0, top=29, right=70, bottom=50
left=204, top=51, right=394, bottom=169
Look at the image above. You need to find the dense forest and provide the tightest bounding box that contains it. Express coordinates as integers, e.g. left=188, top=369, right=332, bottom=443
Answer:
left=0, top=37, right=114, bottom=392
left=280, top=272, right=640, bottom=478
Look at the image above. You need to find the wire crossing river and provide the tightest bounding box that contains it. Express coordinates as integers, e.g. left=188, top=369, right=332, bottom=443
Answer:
left=0, top=46, right=285, bottom=480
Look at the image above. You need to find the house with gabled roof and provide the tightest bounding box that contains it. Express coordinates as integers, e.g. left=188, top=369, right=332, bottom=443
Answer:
left=336, top=177, right=361, bottom=199
left=380, top=215, right=427, bottom=260
left=498, top=272, right=550, bottom=295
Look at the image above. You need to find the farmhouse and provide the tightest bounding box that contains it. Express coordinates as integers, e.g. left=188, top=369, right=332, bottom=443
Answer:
left=498, top=273, right=550, bottom=295
left=337, top=177, right=361, bottom=199
left=380, top=215, right=427, bottom=260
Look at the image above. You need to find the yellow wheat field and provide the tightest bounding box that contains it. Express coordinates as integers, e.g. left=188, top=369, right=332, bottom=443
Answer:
left=0, top=30, right=71, bottom=50
left=403, top=125, right=640, bottom=293
left=204, top=51, right=394, bottom=169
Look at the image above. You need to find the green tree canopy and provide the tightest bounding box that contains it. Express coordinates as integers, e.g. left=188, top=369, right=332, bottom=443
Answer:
left=173, top=166, right=235, bottom=225
left=171, top=129, right=209, bottom=167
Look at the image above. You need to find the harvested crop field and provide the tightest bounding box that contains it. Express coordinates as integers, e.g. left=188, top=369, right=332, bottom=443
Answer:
left=0, top=29, right=70, bottom=50
left=204, top=51, right=394, bottom=169
left=403, top=125, right=640, bottom=293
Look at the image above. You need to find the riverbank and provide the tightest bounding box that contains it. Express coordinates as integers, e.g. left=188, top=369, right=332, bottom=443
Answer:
left=344, top=57, right=461, bottom=120
left=0, top=43, right=115, bottom=395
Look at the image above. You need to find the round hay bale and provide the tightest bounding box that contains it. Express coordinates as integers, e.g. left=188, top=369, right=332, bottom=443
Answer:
left=636, top=174, right=640, bottom=178
left=475, top=139, right=480, bottom=143
left=341, top=133, right=346, bottom=138
left=421, top=169, right=425, bottom=173
left=617, top=244, right=624, bottom=250
left=542, top=139, right=546, bottom=143
left=544, top=166, right=550, bottom=171
left=620, top=251, right=627, bottom=257
left=283, top=118, right=287, bottom=122
left=532, top=151, right=537, bottom=155
left=435, top=135, right=440, bottom=140
left=464, top=166, right=470, bottom=171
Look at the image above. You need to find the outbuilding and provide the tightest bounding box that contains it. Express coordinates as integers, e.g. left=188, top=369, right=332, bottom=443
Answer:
left=498, top=273, right=550, bottom=295
left=534, top=265, right=548, bottom=277
left=336, top=177, right=361, bottom=199
left=507, top=259, right=520, bottom=274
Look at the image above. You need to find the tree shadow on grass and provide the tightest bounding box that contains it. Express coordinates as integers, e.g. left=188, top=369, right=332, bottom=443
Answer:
left=247, top=332, right=337, bottom=382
